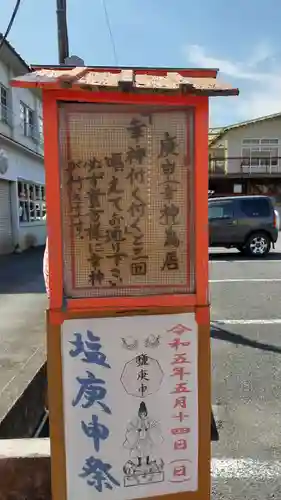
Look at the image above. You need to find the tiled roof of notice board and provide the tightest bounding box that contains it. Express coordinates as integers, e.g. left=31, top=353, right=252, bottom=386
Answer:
left=10, top=66, right=239, bottom=96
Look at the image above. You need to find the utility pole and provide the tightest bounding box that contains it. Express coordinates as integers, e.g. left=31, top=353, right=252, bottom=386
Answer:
left=56, top=0, right=69, bottom=64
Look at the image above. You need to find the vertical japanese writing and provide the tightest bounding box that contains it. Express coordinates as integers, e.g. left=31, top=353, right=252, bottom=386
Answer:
left=85, top=158, right=106, bottom=286
left=126, top=118, right=148, bottom=277
left=63, top=111, right=190, bottom=297
left=136, top=352, right=150, bottom=397
left=167, top=323, right=192, bottom=482
left=105, top=153, right=128, bottom=286
left=106, top=211, right=127, bottom=287
left=67, top=160, right=84, bottom=240
left=159, top=133, right=181, bottom=273
left=69, top=329, right=120, bottom=493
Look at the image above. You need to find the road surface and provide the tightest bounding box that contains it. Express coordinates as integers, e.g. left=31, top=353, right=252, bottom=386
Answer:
left=1, top=242, right=281, bottom=498
left=0, top=247, right=47, bottom=426
left=210, top=239, right=281, bottom=499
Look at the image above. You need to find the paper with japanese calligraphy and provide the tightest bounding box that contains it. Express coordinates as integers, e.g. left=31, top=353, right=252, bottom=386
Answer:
left=59, top=103, right=194, bottom=298
left=61, top=312, right=198, bottom=500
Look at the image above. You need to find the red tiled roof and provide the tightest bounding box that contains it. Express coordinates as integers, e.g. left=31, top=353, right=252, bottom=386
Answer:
left=11, top=66, right=239, bottom=96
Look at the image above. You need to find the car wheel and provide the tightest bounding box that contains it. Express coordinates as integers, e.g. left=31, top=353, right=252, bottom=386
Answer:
left=245, top=232, right=271, bottom=257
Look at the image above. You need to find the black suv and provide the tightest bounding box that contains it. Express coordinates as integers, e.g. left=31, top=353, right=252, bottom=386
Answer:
left=208, top=195, right=278, bottom=257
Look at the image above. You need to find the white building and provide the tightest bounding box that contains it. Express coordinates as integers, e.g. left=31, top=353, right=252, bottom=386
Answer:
left=209, top=113, right=281, bottom=219
left=0, top=37, right=46, bottom=254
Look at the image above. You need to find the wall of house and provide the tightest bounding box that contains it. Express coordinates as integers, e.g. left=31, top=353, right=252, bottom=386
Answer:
left=223, top=117, right=281, bottom=174
left=0, top=48, right=46, bottom=253
left=12, top=87, right=43, bottom=155
left=0, top=141, right=46, bottom=250
left=210, top=119, right=281, bottom=219
left=0, top=61, right=13, bottom=140
left=9, top=68, right=43, bottom=156
left=0, top=60, right=43, bottom=156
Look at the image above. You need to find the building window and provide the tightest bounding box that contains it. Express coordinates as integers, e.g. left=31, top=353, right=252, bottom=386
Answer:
left=209, top=147, right=227, bottom=174
left=20, top=102, right=35, bottom=138
left=0, top=84, right=9, bottom=124
left=38, top=116, right=44, bottom=145
left=241, top=138, right=279, bottom=168
left=18, top=180, right=46, bottom=223
left=209, top=147, right=226, bottom=160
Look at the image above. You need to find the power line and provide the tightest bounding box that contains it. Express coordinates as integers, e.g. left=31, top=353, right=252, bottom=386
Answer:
left=0, top=0, right=22, bottom=53
left=101, top=0, right=119, bottom=66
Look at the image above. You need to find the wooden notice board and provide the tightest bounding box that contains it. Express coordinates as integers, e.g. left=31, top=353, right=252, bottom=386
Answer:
left=11, top=64, right=238, bottom=500
left=58, top=103, right=194, bottom=298
left=47, top=307, right=210, bottom=500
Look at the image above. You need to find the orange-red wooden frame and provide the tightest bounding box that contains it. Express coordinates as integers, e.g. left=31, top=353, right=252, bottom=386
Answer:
left=42, top=90, right=209, bottom=313
left=42, top=88, right=211, bottom=500
left=47, top=305, right=211, bottom=500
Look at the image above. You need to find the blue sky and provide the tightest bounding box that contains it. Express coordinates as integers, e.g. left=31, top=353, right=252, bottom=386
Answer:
left=2, top=0, right=281, bottom=126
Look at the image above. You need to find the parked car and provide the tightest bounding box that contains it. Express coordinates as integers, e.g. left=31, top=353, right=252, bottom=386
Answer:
left=208, top=195, right=278, bottom=257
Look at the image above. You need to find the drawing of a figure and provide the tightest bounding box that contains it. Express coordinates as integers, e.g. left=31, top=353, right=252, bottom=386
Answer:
left=123, top=402, right=164, bottom=487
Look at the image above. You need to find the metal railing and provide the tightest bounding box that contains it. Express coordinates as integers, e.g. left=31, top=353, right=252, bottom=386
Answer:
left=209, top=156, right=281, bottom=175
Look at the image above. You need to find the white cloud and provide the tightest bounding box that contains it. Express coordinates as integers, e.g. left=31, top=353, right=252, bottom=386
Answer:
left=185, top=43, right=281, bottom=126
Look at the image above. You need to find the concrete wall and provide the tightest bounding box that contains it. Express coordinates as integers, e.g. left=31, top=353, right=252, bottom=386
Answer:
left=0, top=439, right=51, bottom=500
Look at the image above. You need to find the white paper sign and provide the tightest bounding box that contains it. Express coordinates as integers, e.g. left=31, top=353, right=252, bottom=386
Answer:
left=61, top=313, right=198, bottom=500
